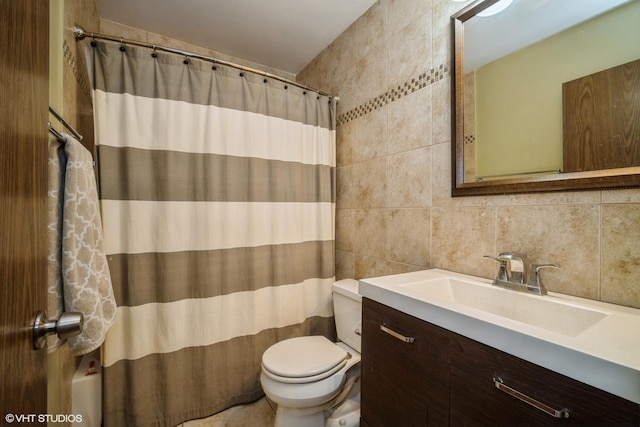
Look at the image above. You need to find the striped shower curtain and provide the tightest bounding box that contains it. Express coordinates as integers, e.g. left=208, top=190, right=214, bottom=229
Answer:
left=87, top=40, right=336, bottom=426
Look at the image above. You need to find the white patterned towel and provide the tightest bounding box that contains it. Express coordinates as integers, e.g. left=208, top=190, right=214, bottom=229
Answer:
left=59, top=134, right=117, bottom=356
left=47, top=137, right=66, bottom=352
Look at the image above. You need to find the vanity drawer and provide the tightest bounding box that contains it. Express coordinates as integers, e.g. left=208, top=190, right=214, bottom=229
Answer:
left=449, top=333, right=640, bottom=426
left=361, top=298, right=451, bottom=427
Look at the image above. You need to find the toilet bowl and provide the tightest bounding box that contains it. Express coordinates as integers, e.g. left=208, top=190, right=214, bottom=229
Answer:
left=260, top=279, right=362, bottom=427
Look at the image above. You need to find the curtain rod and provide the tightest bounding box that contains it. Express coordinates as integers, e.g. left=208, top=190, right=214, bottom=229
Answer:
left=49, top=105, right=83, bottom=140
left=73, top=25, right=338, bottom=100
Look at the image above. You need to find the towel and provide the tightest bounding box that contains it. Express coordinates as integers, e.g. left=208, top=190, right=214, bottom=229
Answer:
left=48, top=133, right=117, bottom=356
left=46, top=137, right=66, bottom=352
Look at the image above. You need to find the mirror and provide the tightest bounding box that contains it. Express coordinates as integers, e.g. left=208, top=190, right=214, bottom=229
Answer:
left=452, top=0, right=640, bottom=196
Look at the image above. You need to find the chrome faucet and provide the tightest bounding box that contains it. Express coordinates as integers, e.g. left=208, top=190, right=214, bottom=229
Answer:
left=484, top=252, right=559, bottom=295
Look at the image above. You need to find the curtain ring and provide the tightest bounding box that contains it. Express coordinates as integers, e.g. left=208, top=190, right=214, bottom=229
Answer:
left=151, top=46, right=158, bottom=58
left=183, top=56, right=189, bottom=65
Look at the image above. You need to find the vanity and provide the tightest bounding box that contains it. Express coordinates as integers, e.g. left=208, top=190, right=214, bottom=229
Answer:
left=358, top=269, right=640, bottom=426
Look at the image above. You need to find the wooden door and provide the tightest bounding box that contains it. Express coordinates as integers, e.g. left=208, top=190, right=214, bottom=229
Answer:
left=0, top=0, right=50, bottom=419
left=563, top=59, right=640, bottom=173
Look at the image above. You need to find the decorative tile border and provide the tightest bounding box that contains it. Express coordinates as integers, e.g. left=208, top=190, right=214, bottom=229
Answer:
left=337, top=64, right=449, bottom=127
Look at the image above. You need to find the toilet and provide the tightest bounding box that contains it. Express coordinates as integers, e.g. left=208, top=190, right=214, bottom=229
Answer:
left=260, top=279, right=362, bottom=427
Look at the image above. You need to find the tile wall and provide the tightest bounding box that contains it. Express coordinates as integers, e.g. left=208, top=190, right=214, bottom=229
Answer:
left=297, top=0, right=640, bottom=309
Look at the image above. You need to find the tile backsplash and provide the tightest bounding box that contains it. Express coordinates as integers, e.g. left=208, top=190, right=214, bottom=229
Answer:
left=297, top=0, right=640, bottom=309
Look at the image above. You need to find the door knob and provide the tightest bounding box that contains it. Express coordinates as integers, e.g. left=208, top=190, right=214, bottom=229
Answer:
left=32, top=311, right=84, bottom=350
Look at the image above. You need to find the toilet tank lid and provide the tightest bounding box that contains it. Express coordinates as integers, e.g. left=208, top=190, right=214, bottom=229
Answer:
left=332, top=279, right=361, bottom=301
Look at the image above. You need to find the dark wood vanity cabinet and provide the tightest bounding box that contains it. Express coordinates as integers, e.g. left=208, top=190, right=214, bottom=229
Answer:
left=361, top=298, right=640, bottom=427
left=361, top=299, right=451, bottom=426
left=450, top=332, right=639, bottom=426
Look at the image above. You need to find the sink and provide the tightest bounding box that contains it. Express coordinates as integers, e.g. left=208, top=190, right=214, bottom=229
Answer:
left=358, top=268, right=640, bottom=404
left=399, top=277, right=608, bottom=336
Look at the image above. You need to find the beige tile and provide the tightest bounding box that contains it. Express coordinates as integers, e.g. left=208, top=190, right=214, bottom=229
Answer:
left=431, top=206, right=496, bottom=278
left=602, top=188, right=640, bottom=204
left=336, top=250, right=356, bottom=280
left=431, top=0, right=457, bottom=69
left=336, top=120, right=355, bottom=167
left=386, top=261, right=426, bottom=275
left=355, top=209, right=387, bottom=258
left=496, top=205, right=600, bottom=299
left=387, top=87, right=432, bottom=155
left=304, top=30, right=358, bottom=98
left=356, top=157, right=387, bottom=208
left=336, top=209, right=356, bottom=252
left=387, top=0, right=433, bottom=38
left=387, top=208, right=430, bottom=267
left=356, top=107, right=388, bottom=162
left=356, top=254, right=390, bottom=279
left=387, top=13, right=432, bottom=89
left=328, top=28, right=359, bottom=111
left=355, top=48, right=388, bottom=109
left=335, top=75, right=359, bottom=116
left=328, top=24, right=358, bottom=86
left=355, top=0, right=387, bottom=60
left=297, top=49, right=331, bottom=94
left=431, top=141, right=454, bottom=206
left=387, top=147, right=431, bottom=207
left=601, top=204, right=640, bottom=308
left=336, top=165, right=357, bottom=209
left=431, top=78, right=451, bottom=145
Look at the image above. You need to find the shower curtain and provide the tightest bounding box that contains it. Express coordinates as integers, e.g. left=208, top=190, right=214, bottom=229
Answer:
left=87, top=40, right=336, bottom=427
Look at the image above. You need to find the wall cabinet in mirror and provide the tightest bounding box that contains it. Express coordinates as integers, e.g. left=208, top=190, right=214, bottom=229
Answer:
left=452, top=0, right=640, bottom=196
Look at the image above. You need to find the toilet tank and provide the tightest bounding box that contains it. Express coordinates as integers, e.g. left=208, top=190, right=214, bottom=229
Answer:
left=332, top=279, right=362, bottom=353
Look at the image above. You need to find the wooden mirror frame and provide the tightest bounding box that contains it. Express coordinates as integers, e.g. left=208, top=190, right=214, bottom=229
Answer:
left=451, top=0, right=640, bottom=197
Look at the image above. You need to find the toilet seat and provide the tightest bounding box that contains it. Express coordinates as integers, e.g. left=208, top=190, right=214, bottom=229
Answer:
left=262, top=336, right=348, bottom=384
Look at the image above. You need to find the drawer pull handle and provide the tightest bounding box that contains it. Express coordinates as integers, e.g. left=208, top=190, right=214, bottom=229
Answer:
left=493, top=377, right=570, bottom=419
left=380, top=324, right=415, bottom=343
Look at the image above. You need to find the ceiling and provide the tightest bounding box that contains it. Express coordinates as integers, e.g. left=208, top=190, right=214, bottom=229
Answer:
left=464, top=0, right=631, bottom=71
left=95, top=0, right=376, bottom=75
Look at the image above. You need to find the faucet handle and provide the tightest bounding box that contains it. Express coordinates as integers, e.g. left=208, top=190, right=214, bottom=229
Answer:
left=484, top=255, right=509, bottom=283
left=528, top=263, right=560, bottom=295
left=498, top=252, right=528, bottom=284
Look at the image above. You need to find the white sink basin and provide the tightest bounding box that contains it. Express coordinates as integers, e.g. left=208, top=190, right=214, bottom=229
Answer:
left=399, top=277, right=608, bottom=336
left=359, top=268, right=640, bottom=404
